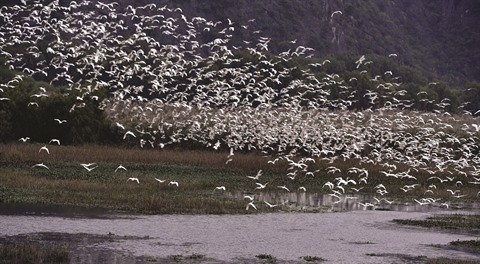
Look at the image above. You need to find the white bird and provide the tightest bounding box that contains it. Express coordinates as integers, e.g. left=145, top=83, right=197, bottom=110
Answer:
left=414, top=199, right=429, bottom=206
left=81, top=163, right=96, bottom=167
left=246, top=201, right=257, bottom=210
left=247, top=169, right=263, bottom=180
left=54, top=118, right=67, bottom=124
left=227, top=148, right=234, bottom=158
left=32, top=163, right=49, bottom=169
left=277, top=185, right=290, bottom=192
left=168, top=181, right=179, bottom=187
left=39, top=145, right=49, bottom=154
left=323, top=181, right=335, bottom=189
left=82, top=164, right=97, bottom=172
left=123, top=131, right=136, bottom=139
left=244, top=195, right=255, bottom=201
left=331, top=10, right=342, bottom=18
left=127, top=177, right=140, bottom=184
left=446, top=189, right=459, bottom=195
left=298, top=186, right=306, bottom=192
left=350, top=187, right=364, bottom=192
left=49, top=139, right=60, bottom=145
left=358, top=202, right=374, bottom=208
left=214, top=186, right=226, bottom=191
left=264, top=201, right=278, bottom=208
left=18, top=137, right=30, bottom=142
left=116, top=122, right=125, bottom=130
left=255, top=182, right=268, bottom=190
left=155, top=178, right=166, bottom=183
left=115, top=165, right=127, bottom=172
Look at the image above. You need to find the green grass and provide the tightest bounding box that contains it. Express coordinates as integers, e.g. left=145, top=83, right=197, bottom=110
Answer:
left=301, top=255, right=327, bottom=262
left=425, top=257, right=480, bottom=264
left=1, top=143, right=479, bottom=214
left=393, top=214, right=480, bottom=231
left=450, top=240, right=480, bottom=249
left=0, top=242, right=69, bottom=264
left=393, top=215, right=480, bottom=263
left=255, top=253, right=276, bottom=263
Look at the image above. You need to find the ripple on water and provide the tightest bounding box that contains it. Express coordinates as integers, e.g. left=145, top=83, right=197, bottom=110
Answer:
left=1, top=210, right=479, bottom=263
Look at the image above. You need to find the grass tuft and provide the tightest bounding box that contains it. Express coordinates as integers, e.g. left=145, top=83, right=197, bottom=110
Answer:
left=302, top=255, right=327, bottom=262
left=0, top=242, right=69, bottom=264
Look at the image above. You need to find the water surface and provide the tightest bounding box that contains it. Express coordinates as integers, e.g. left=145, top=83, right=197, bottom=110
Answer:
left=1, top=209, right=479, bottom=263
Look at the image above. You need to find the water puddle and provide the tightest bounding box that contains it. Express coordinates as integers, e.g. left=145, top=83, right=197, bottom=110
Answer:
left=1, top=210, right=479, bottom=263
left=228, top=191, right=480, bottom=212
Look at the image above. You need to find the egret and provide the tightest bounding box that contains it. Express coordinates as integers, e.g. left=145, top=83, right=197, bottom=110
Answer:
left=247, top=169, right=263, bottom=180
left=168, top=181, right=179, bottom=187
left=39, top=145, right=50, bottom=154
left=115, top=165, right=127, bottom=172
left=49, top=139, right=60, bottom=145
left=244, top=195, right=254, bottom=201
left=331, top=10, right=342, bottom=18
left=255, top=182, right=268, bottom=190
left=127, top=177, right=140, bottom=184
left=123, top=131, right=136, bottom=139
left=246, top=201, right=257, bottom=210
left=54, top=118, right=67, bottom=124
left=32, top=163, right=49, bottom=169
left=18, top=137, right=30, bottom=142
left=264, top=201, right=278, bottom=208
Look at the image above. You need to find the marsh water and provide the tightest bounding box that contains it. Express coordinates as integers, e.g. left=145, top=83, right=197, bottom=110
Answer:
left=0, top=212, right=478, bottom=264
left=1, top=202, right=480, bottom=263
left=228, top=191, right=480, bottom=212
left=0, top=193, right=480, bottom=263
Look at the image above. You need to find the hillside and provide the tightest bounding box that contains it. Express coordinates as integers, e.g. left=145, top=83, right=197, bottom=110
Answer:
left=88, top=0, right=479, bottom=85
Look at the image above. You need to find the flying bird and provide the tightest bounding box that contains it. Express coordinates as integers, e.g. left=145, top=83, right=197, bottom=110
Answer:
left=123, top=131, right=136, bottom=139
left=49, top=139, right=60, bottom=145
left=331, top=10, right=342, bottom=18
left=18, top=137, right=30, bottom=142
left=247, top=170, right=263, bottom=180
left=54, top=118, right=67, bottom=124
left=168, top=181, right=179, bottom=187
left=39, top=145, right=50, bottom=154
left=264, top=201, right=278, bottom=208
left=246, top=201, right=257, bottom=210
left=277, top=185, right=290, bottom=192
left=115, top=165, right=127, bottom=172
left=81, top=164, right=97, bottom=172
left=32, top=163, right=49, bottom=169
left=244, top=195, right=255, bottom=201
left=255, top=182, right=268, bottom=190
left=127, top=177, right=140, bottom=184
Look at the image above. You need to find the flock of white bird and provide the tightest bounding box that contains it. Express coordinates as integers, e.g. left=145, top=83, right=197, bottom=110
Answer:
left=1, top=0, right=479, bottom=211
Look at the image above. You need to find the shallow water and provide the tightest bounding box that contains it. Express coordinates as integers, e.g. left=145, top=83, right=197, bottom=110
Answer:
left=1, top=209, right=479, bottom=263
left=229, top=191, right=480, bottom=212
